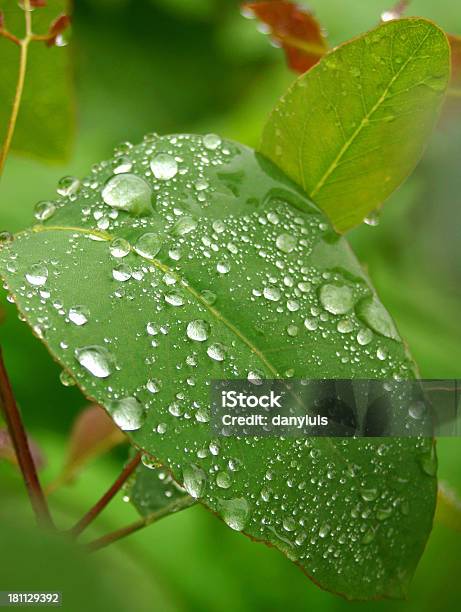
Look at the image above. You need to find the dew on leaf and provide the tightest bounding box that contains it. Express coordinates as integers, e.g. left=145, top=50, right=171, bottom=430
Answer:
left=68, top=305, right=89, bottom=326
left=203, top=133, right=222, bottom=150
left=165, top=291, right=184, bottom=307
left=319, top=283, right=354, bottom=315
left=133, top=232, right=163, bottom=259
left=219, top=497, right=250, bottom=531
left=276, top=233, right=297, bottom=253
left=150, top=153, right=178, bottom=180
left=207, top=343, right=226, bottom=361
left=111, top=396, right=145, bottom=431
left=57, top=176, right=80, bottom=197
left=74, top=345, right=114, bottom=378
left=183, top=464, right=206, bottom=498
left=109, top=238, right=131, bottom=258
left=25, top=263, right=48, bottom=286
left=112, top=263, right=132, bottom=282
left=172, top=216, right=197, bottom=236
left=102, top=173, right=152, bottom=216
left=34, top=200, right=56, bottom=222
left=186, top=319, right=210, bottom=342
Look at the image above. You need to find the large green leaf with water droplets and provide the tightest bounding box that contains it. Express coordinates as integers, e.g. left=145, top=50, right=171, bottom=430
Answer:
left=0, top=135, right=436, bottom=599
left=260, top=18, right=450, bottom=233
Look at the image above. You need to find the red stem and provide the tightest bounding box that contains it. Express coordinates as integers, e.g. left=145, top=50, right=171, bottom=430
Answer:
left=0, top=347, right=54, bottom=529
left=69, top=453, right=141, bottom=539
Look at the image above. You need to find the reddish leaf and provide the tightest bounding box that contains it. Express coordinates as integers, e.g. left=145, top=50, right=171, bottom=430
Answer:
left=0, top=427, right=45, bottom=471
left=243, top=1, right=328, bottom=73
left=46, top=14, right=71, bottom=47
left=0, top=11, right=5, bottom=29
left=50, top=405, right=126, bottom=490
left=30, top=0, right=47, bottom=7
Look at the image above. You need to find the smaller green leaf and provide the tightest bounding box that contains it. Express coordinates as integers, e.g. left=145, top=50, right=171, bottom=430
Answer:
left=127, top=459, right=195, bottom=519
left=260, top=18, right=450, bottom=232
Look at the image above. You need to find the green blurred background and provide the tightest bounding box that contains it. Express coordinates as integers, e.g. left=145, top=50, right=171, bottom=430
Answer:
left=0, top=0, right=460, bottom=610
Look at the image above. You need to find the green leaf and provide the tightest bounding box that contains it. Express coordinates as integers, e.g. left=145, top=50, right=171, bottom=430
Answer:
left=260, top=18, right=450, bottom=233
left=0, top=1, right=74, bottom=161
left=127, top=458, right=194, bottom=518
left=0, top=134, right=436, bottom=599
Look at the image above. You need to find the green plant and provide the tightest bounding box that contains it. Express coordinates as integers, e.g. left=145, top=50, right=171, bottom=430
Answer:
left=0, top=1, right=460, bottom=604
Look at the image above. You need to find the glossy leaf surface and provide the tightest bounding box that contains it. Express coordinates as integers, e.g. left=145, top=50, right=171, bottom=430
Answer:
left=0, top=134, right=436, bottom=599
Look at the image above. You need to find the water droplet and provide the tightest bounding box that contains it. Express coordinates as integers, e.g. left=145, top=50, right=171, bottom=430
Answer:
left=34, top=200, right=56, bottom=222
left=113, top=156, right=133, bottom=174
left=418, top=444, right=437, bottom=476
left=59, top=370, right=76, bottom=387
left=0, top=231, right=13, bottom=245
left=109, top=238, right=130, bottom=258
left=25, top=263, right=48, bottom=286
left=357, top=328, right=373, bottom=346
left=217, top=261, right=230, bottom=274
left=75, top=345, right=113, bottom=378
left=263, top=286, right=281, bottom=302
left=304, top=318, right=318, bottom=331
left=165, top=291, right=184, bottom=306
left=216, top=471, right=231, bottom=489
left=283, top=517, right=296, bottom=532
left=356, top=296, right=399, bottom=340
left=318, top=523, right=331, bottom=538
left=194, top=179, right=209, bottom=191
left=112, top=263, right=132, bottom=282
left=146, top=378, right=161, bottom=393
left=219, top=497, right=250, bottom=531
left=409, top=400, right=426, bottom=420
left=183, top=464, right=206, bottom=498
left=207, top=343, right=226, bottom=361
left=360, top=487, right=378, bottom=502
left=133, top=232, right=162, bottom=259
left=337, top=318, right=353, bottom=334
left=276, top=233, right=297, bottom=253
left=248, top=369, right=264, bottom=384
left=201, top=290, right=217, bottom=305
left=150, top=153, right=178, bottom=180
left=111, top=396, right=145, bottom=431
left=172, top=216, right=197, bottom=236
left=102, top=173, right=152, bottom=216
left=319, top=283, right=354, bottom=315
left=203, top=133, right=222, bottom=150
left=186, top=319, right=210, bottom=342
left=287, top=324, right=298, bottom=337
left=57, top=176, right=80, bottom=197
left=68, top=305, right=89, bottom=326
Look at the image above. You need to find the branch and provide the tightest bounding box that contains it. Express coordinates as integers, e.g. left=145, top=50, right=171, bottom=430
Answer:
left=0, top=347, right=54, bottom=529
left=0, top=0, right=33, bottom=177
left=86, top=496, right=195, bottom=552
left=69, top=452, right=142, bottom=539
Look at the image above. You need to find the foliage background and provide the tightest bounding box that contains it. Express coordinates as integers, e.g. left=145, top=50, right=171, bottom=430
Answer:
left=0, top=0, right=460, bottom=610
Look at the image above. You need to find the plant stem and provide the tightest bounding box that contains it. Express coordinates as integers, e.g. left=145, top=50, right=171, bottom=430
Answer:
left=0, top=347, right=54, bottom=529
left=0, top=0, right=33, bottom=177
left=86, top=496, right=196, bottom=553
left=69, top=453, right=142, bottom=539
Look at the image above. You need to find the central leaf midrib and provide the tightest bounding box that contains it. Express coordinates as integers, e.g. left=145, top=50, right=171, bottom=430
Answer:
left=308, top=27, right=432, bottom=200
left=32, top=224, right=280, bottom=379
